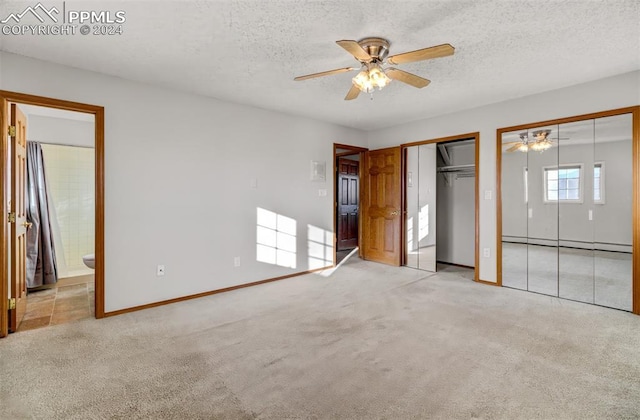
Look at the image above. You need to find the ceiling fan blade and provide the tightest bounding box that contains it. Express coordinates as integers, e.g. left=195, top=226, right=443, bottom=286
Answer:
left=294, top=67, right=356, bottom=81
left=336, top=40, right=373, bottom=62
left=387, top=43, right=455, bottom=65
left=502, top=141, right=522, bottom=145
left=344, top=84, right=360, bottom=101
left=506, top=144, right=524, bottom=152
left=386, top=68, right=430, bottom=88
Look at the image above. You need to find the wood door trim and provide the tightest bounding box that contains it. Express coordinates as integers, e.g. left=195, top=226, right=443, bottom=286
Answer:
left=333, top=143, right=368, bottom=264
left=0, top=98, right=7, bottom=337
left=400, top=132, right=481, bottom=281
left=0, top=90, right=105, bottom=338
left=633, top=107, right=640, bottom=315
left=335, top=143, right=368, bottom=152
left=496, top=106, right=640, bottom=315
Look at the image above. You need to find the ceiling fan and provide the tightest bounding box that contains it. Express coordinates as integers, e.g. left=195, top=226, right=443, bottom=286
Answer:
left=503, top=129, right=568, bottom=153
left=294, top=37, right=455, bottom=100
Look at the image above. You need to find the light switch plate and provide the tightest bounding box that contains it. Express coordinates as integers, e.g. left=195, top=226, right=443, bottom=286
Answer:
left=484, top=190, right=492, bottom=200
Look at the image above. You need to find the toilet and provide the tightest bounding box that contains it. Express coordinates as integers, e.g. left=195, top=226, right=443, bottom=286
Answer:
left=82, top=254, right=95, bottom=269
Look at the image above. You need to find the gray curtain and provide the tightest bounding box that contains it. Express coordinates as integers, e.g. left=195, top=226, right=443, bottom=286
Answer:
left=26, top=142, right=58, bottom=288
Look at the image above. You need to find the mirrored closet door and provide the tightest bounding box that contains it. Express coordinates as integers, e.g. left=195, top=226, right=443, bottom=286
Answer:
left=500, top=111, right=634, bottom=311
left=405, top=144, right=437, bottom=272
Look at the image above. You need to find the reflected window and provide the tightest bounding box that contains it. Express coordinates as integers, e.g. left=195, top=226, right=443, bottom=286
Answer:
left=594, top=162, right=604, bottom=204
left=418, top=205, right=429, bottom=241
left=407, top=216, right=414, bottom=252
left=544, top=164, right=583, bottom=203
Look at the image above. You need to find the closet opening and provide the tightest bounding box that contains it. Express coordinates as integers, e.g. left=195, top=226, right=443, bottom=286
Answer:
left=402, top=133, right=479, bottom=281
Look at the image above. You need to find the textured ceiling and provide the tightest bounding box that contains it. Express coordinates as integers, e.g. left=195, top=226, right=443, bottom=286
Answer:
left=1, top=0, right=639, bottom=131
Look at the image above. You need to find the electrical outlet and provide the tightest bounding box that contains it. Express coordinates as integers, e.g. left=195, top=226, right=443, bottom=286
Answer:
left=234, top=257, right=241, bottom=267
left=483, top=248, right=490, bottom=258
left=318, top=189, right=327, bottom=197
left=156, top=265, right=165, bottom=276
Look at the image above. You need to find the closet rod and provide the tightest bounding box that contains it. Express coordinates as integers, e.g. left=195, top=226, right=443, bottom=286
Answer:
left=437, top=164, right=475, bottom=173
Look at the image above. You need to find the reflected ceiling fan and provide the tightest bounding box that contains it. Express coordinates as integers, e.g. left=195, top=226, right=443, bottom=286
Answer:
left=294, top=38, right=455, bottom=100
left=503, top=129, right=568, bottom=153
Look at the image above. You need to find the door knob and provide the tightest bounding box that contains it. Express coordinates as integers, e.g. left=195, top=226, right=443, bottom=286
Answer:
left=22, top=221, right=32, bottom=229
left=390, top=211, right=399, bottom=216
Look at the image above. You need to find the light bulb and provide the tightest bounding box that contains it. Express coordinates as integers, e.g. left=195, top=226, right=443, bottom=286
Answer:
left=352, top=68, right=373, bottom=93
left=352, top=62, right=391, bottom=93
left=368, top=64, right=390, bottom=90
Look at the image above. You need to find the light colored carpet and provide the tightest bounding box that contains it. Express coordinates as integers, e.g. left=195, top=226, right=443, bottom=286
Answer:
left=1, top=257, right=639, bottom=419
left=502, top=243, right=632, bottom=311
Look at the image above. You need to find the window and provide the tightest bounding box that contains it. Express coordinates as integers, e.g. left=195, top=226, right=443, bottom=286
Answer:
left=544, top=164, right=583, bottom=203
left=594, top=162, right=604, bottom=204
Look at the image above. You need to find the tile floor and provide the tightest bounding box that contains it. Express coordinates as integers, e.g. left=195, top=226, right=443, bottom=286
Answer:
left=18, top=275, right=95, bottom=332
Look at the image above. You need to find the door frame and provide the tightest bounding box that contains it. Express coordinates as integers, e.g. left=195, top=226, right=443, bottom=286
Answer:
left=496, top=106, right=640, bottom=315
left=0, top=90, right=105, bottom=337
left=401, top=132, right=481, bottom=282
left=333, top=143, right=368, bottom=264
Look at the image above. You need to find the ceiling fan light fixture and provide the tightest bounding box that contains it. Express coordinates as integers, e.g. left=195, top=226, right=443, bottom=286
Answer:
left=531, top=139, right=552, bottom=151
left=352, top=62, right=391, bottom=93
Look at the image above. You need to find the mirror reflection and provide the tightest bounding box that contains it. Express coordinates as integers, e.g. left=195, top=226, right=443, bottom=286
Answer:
left=594, top=114, right=633, bottom=311
left=501, top=130, right=528, bottom=290
left=500, top=113, right=633, bottom=311
left=406, top=144, right=437, bottom=271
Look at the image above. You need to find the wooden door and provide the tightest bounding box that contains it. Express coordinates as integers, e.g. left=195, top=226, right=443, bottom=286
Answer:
left=362, top=147, right=402, bottom=265
left=337, top=158, right=359, bottom=250
left=9, top=104, right=28, bottom=332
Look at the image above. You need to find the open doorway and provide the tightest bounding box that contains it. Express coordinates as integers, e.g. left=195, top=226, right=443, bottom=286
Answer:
left=402, top=133, right=480, bottom=281
left=333, top=143, right=367, bottom=265
left=17, top=105, right=96, bottom=331
left=0, top=91, right=105, bottom=338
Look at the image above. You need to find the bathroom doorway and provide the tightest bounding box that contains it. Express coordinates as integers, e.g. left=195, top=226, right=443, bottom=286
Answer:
left=0, top=91, right=105, bottom=337
left=21, top=105, right=96, bottom=331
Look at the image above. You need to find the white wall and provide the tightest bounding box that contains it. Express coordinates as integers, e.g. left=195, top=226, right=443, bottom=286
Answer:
left=28, top=115, right=94, bottom=148
left=0, top=52, right=366, bottom=312
left=368, top=70, right=640, bottom=282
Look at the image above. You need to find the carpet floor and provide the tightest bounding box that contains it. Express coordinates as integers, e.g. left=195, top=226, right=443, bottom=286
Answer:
left=1, top=257, right=639, bottom=419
